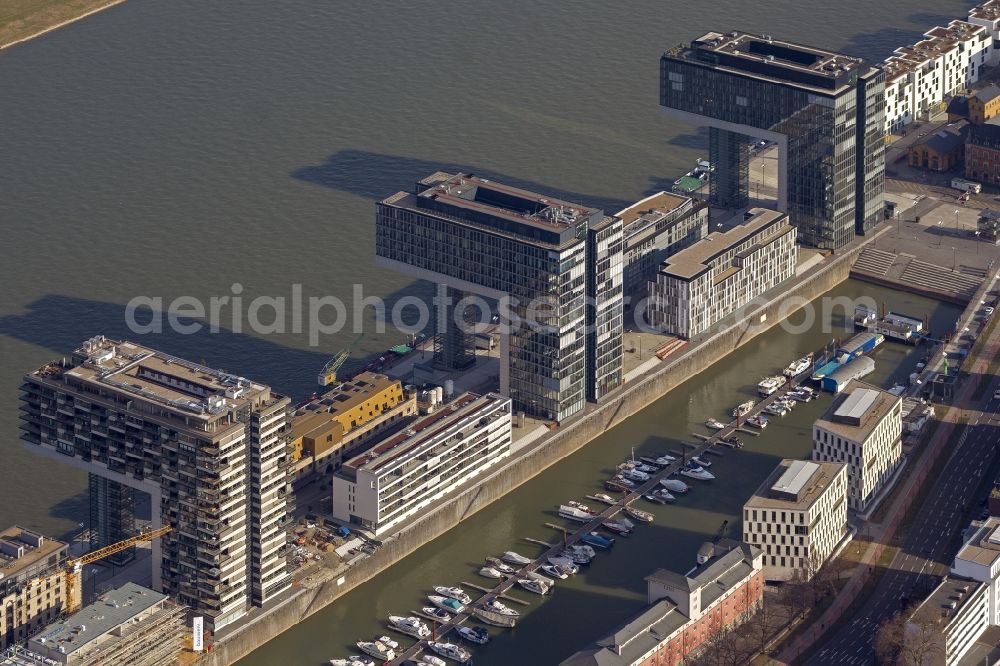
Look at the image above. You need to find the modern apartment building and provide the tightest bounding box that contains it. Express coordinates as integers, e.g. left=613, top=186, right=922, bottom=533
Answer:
left=19, top=583, right=185, bottom=666
left=20, top=336, right=294, bottom=631
left=660, top=31, right=885, bottom=248
left=953, top=518, right=1000, bottom=626
left=884, top=20, right=992, bottom=133
left=376, top=172, right=623, bottom=421
left=0, top=528, right=69, bottom=650
left=647, top=208, right=796, bottom=339
left=970, top=1, right=1000, bottom=66
left=812, top=380, right=903, bottom=513
left=561, top=543, right=764, bottom=666
left=332, top=392, right=511, bottom=535
left=289, top=373, right=416, bottom=480
left=905, top=576, right=988, bottom=666
left=743, top=460, right=848, bottom=581
left=615, top=192, right=708, bottom=296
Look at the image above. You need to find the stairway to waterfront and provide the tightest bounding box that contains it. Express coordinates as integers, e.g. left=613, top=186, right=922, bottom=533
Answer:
left=851, top=247, right=896, bottom=277
left=851, top=247, right=981, bottom=303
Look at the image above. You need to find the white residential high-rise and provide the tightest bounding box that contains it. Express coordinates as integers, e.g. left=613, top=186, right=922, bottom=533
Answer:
left=19, top=336, right=294, bottom=630
left=743, top=459, right=848, bottom=581
left=812, top=380, right=903, bottom=513
left=883, top=20, right=992, bottom=133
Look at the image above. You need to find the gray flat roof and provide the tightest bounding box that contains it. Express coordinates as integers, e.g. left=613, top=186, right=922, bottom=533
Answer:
left=746, top=459, right=845, bottom=510
left=815, top=379, right=899, bottom=442
left=32, top=582, right=165, bottom=656
left=658, top=208, right=789, bottom=280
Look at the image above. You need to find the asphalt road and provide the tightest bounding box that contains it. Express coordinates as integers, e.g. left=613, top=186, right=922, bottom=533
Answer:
left=811, top=385, right=1000, bottom=665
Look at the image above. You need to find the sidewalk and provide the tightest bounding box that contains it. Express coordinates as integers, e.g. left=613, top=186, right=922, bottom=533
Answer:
left=774, top=280, right=1000, bottom=664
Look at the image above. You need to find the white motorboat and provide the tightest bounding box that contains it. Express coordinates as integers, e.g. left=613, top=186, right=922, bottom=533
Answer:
left=356, top=641, right=395, bottom=661
left=691, top=455, right=712, bottom=468
left=433, top=586, right=472, bottom=604
left=660, top=478, right=690, bottom=494
left=559, top=504, right=596, bottom=523
left=655, top=455, right=677, bottom=466
left=567, top=500, right=596, bottom=513
left=479, top=566, right=504, bottom=579
left=630, top=462, right=658, bottom=474
left=376, top=636, right=400, bottom=651
left=568, top=543, right=596, bottom=558
left=758, top=375, right=787, bottom=396
left=485, top=557, right=516, bottom=574
left=528, top=570, right=556, bottom=586
left=624, top=505, right=654, bottom=523
left=765, top=403, right=788, bottom=416
left=421, top=656, right=447, bottom=666
left=456, top=625, right=490, bottom=645
left=541, top=564, right=568, bottom=579
left=423, top=606, right=451, bottom=622
left=783, top=354, right=813, bottom=377
left=680, top=465, right=715, bottom=481
left=388, top=615, right=431, bottom=639
left=428, top=641, right=472, bottom=663
left=732, top=400, right=755, bottom=418
left=517, top=577, right=550, bottom=595
left=329, top=657, right=374, bottom=666
left=548, top=555, right=580, bottom=573
left=639, top=456, right=667, bottom=467
left=620, top=467, right=650, bottom=483
left=502, top=551, right=531, bottom=565
left=428, top=595, right=466, bottom=614
left=591, top=493, right=617, bottom=505
left=644, top=488, right=675, bottom=504
left=705, top=418, right=727, bottom=430
left=484, top=598, right=520, bottom=617
left=746, top=415, right=769, bottom=429
left=610, top=475, right=636, bottom=489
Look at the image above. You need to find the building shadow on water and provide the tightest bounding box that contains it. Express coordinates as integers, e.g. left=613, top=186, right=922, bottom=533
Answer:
left=0, top=294, right=330, bottom=400
left=291, top=149, right=633, bottom=213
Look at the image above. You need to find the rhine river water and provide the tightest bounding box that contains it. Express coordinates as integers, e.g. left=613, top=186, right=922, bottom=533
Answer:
left=0, top=0, right=975, bottom=662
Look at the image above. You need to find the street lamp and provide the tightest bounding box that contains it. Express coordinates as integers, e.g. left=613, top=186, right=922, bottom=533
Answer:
left=937, top=220, right=943, bottom=246
left=954, top=209, right=961, bottom=234
left=952, top=246, right=957, bottom=271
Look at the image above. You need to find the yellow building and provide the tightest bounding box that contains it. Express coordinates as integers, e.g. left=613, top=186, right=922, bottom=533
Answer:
left=290, top=373, right=416, bottom=479
left=0, top=526, right=69, bottom=650
left=969, top=85, right=1000, bottom=125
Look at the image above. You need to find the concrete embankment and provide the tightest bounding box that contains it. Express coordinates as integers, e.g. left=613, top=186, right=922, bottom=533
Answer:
left=203, top=231, right=881, bottom=666
left=0, top=0, right=126, bottom=51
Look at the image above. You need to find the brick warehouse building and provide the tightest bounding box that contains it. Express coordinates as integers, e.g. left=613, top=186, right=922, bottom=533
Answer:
left=562, top=543, right=764, bottom=666
left=967, top=121, right=1000, bottom=185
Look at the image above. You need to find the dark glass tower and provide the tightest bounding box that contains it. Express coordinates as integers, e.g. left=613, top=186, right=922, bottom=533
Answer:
left=660, top=31, right=885, bottom=250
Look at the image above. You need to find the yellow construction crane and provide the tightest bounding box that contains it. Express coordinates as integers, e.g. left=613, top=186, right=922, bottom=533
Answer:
left=318, top=333, right=364, bottom=387
left=65, top=525, right=171, bottom=613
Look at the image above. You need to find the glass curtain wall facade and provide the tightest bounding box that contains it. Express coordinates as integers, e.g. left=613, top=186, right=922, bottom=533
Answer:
left=376, top=174, right=623, bottom=422
left=661, top=33, right=885, bottom=250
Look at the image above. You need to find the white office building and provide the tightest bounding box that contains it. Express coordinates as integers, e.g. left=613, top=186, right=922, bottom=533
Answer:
left=743, top=459, right=848, bottom=581
left=647, top=208, right=796, bottom=339
left=812, top=380, right=903, bottom=513
left=883, top=20, right=992, bottom=133
left=332, top=392, right=511, bottom=535
left=906, top=577, right=989, bottom=666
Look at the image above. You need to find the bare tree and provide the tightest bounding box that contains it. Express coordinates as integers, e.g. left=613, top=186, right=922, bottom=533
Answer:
left=875, top=610, right=944, bottom=666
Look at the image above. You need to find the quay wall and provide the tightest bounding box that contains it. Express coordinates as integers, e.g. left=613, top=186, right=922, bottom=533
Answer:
left=201, top=234, right=874, bottom=666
